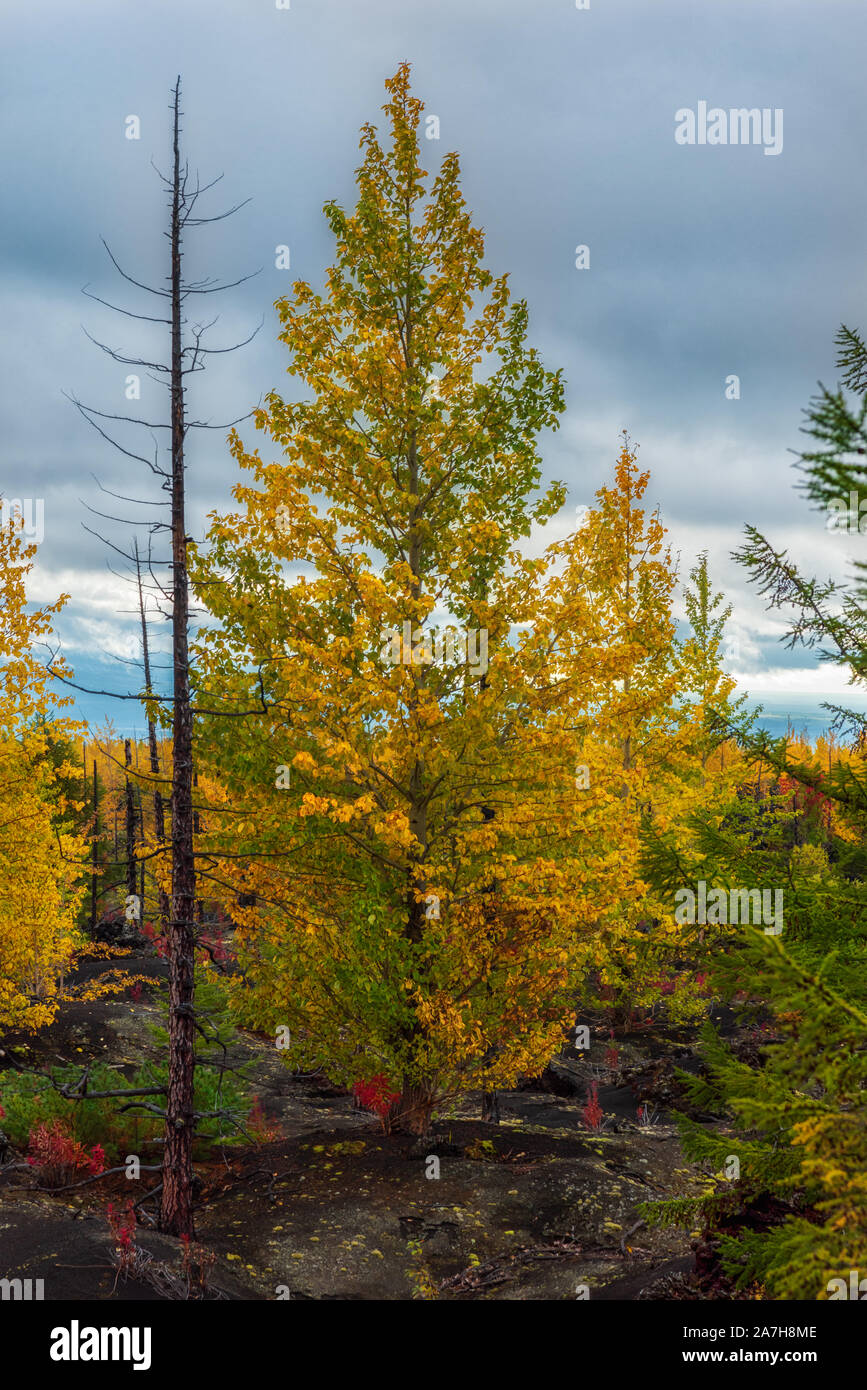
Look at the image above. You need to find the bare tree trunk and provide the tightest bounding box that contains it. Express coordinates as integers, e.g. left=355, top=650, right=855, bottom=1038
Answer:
left=138, top=816, right=145, bottom=913
left=135, top=538, right=169, bottom=931
left=160, top=77, right=197, bottom=1240
left=90, top=761, right=99, bottom=934
left=124, top=738, right=136, bottom=900
left=69, top=75, right=254, bottom=1239
left=482, top=1090, right=500, bottom=1124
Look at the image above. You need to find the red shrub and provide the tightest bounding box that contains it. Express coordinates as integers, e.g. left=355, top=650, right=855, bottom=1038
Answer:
left=581, top=1082, right=604, bottom=1131
left=141, top=920, right=169, bottom=958
left=107, top=1200, right=138, bottom=1277
left=352, top=1074, right=400, bottom=1121
left=246, top=1095, right=281, bottom=1144
left=197, top=930, right=232, bottom=967
left=27, top=1119, right=105, bottom=1187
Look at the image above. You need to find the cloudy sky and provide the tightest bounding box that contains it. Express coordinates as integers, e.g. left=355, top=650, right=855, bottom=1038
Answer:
left=4, top=0, right=867, bottom=736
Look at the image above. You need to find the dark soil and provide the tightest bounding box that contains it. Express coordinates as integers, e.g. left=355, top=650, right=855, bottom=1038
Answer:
left=0, top=946, right=742, bottom=1301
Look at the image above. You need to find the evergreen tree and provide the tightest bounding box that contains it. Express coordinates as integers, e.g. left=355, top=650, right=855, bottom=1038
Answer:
left=640, top=322, right=867, bottom=1298
left=680, top=551, right=752, bottom=776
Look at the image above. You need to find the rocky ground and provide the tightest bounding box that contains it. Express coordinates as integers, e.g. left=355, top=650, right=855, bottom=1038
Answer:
left=0, top=945, right=736, bottom=1301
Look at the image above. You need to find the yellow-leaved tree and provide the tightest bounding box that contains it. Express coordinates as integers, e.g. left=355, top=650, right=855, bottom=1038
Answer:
left=191, top=66, right=651, bottom=1133
left=0, top=506, right=87, bottom=1032
left=561, top=445, right=747, bottom=1025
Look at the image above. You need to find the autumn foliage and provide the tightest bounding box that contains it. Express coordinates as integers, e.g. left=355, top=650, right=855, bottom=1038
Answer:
left=3, top=64, right=866, bottom=1301
left=0, top=508, right=88, bottom=1031
left=26, top=1119, right=105, bottom=1187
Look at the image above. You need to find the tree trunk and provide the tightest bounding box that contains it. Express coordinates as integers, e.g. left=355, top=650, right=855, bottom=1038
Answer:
left=388, top=227, right=437, bottom=1142
left=124, top=738, right=137, bottom=900
left=193, top=771, right=204, bottom=925
left=160, top=78, right=197, bottom=1240
left=482, top=1090, right=500, bottom=1123
left=90, top=760, right=99, bottom=934
left=389, top=1077, right=436, bottom=1136
left=135, top=538, right=170, bottom=933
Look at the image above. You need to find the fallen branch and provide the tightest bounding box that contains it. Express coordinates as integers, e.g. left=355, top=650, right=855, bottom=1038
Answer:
left=620, top=1217, right=647, bottom=1254
left=439, top=1237, right=586, bottom=1294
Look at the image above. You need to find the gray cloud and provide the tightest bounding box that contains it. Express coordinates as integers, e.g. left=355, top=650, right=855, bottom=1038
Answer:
left=3, top=0, right=866, bottom=729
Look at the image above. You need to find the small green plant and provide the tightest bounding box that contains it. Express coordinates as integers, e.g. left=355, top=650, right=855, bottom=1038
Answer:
left=0, top=1052, right=272, bottom=1164
left=405, top=1240, right=439, bottom=1300
left=0, top=1064, right=158, bottom=1162
left=465, top=1137, right=497, bottom=1161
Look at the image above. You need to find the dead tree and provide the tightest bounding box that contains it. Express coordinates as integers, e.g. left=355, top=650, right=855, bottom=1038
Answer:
left=124, top=738, right=137, bottom=902
left=56, top=76, right=259, bottom=1238
left=134, top=537, right=170, bottom=930
left=160, top=82, right=199, bottom=1236
left=90, top=760, right=100, bottom=935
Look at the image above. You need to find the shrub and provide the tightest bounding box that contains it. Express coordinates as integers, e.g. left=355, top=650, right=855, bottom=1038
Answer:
left=581, top=1081, right=604, bottom=1131
left=0, top=1064, right=156, bottom=1162
left=27, top=1118, right=105, bottom=1187
left=245, top=1095, right=282, bottom=1144
left=106, top=1200, right=139, bottom=1280
left=0, top=1054, right=260, bottom=1164
left=352, top=1074, right=400, bottom=1131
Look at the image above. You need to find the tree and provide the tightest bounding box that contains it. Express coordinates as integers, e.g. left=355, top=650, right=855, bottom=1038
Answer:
left=134, top=537, right=170, bottom=934
left=59, top=77, right=256, bottom=1236
left=0, top=508, right=87, bottom=1032
left=680, top=551, right=751, bottom=779
left=192, top=65, right=647, bottom=1133
left=640, top=796, right=867, bottom=1297
left=576, top=435, right=681, bottom=787
left=640, top=319, right=867, bottom=1296
left=561, top=440, right=727, bottom=1025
